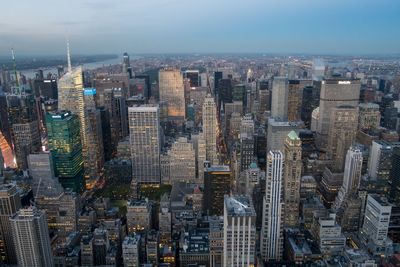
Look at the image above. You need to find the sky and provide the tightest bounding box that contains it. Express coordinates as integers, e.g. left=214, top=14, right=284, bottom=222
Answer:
left=1, top=0, right=400, bottom=55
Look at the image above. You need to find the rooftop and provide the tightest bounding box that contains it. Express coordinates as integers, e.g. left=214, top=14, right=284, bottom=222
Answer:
left=224, top=195, right=256, bottom=217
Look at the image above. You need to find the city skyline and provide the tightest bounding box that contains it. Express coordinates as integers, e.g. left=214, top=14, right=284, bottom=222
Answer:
left=1, top=0, right=400, bottom=55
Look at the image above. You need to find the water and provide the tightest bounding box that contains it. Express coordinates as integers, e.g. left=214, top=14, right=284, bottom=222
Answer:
left=21, top=56, right=122, bottom=78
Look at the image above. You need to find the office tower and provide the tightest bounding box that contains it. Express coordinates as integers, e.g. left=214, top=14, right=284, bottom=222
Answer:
left=261, top=151, right=284, bottom=261
left=46, top=112, right=84, bottom=192
left=99, top=107, right=112, bottom=161
left=333, top=147, right=363, bottom=210
left=10, top=207, right=53, bottom=267
left=214, top=71, right=223, bottom=95
left=104, top=88, right=128, bottom=151
left=390, top=148, right=400, bottom=204
left=217, top=79, right=233, bottom=108
left=27, top=152, right=62, bottom=196
left=239, top=114, right=255, bottom=171
left=58, top=67, right=96, bottom=184
left=0, top=184, right=21, bottom=264
left=126, top=199, right=152, bottom=233
left=6, top=94, right=41, bottom=170
left=146, top=230, right=159, bottom=265
left=301, top=84, right=320, bottom=128
left=358, top=103, right=381, bottom=130
left=311, top=213, right=346, bottom=254
left=316, top=78, right=360, bottom=150
left=122, top=52, right=131, bottom=77
left=189, top=86, right=208, bottom=124
left=81, top=235, right=94, bottom=266
left=203, top=165, right=231, bottom=215
left=223, top=195, right=256, bottom=267
left=85, top=107, right=104, bottom=188
left=232, top=84, right=245, bottom=102
left=271, top=76, right=288, bottom=121
left=159, top=193, right=172, bottom=237
left=192, top=132, right=207, bottom=182
left=128, top=105, right=161, bottom=184
left=93, top=228, right=110, bottom=265
left=258, top=88, right=271, bottom=113
left=368, top=140, right=400, bottom=180
left=123, top=235, right=141, bottom=267
left=184, top=70, right=200, bottom=87
left=135, top=74, right=151, bottom=98
left=159, top=68, right=185, bottom=122
left=202, top=95, right=218, bottom=164
left=361, top=194, right=392, bottom=253
left=383, top=107, right=398, bottom=130
left=266, top=118, right=302, bottom=152
left=283, top=131, right=302, bottom=227
left=287, top=80, right=305, bottom=122
left=169, top=137, right=196, bottom=183
left=33, top=78, right=57, bottom=100
left=327, top=106, right=359, bottom=170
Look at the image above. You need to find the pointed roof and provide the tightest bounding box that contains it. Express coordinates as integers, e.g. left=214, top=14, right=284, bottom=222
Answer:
left=287, top=130, right=299, bottom=140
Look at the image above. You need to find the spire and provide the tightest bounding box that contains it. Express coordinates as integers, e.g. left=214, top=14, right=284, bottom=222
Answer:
left=11, top=48, right=19, bottom=87
left=67, top=39, right=72, bottom=72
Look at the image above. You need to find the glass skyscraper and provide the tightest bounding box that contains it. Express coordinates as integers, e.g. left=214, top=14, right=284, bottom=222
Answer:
left=46, top=111, right=84, bottom=192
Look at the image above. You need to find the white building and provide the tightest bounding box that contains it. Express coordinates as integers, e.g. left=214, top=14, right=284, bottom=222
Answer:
left=223, top=195, right=256, bottom=267
left=169, top=137, right=196, bottom=183
left=202, top=95, right=218, bottom=164
left=128, top=105, right=161, bottom=184
left=361, top=194, right=392, bottom=246
left=10, top=207, right=54, bottom=267
left=271, top=76, right=289, bottom=121
left=260, top=151, right=284, bottom=261
left=333, top=147, right=363, bottom=210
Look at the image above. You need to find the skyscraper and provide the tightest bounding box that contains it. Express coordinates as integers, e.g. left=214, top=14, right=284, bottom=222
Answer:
left=333, top=147, right=363, bottom=210
left=361, top=194, right=392, bottom=252
left=316, top=78, right=360, bottom=150
left=327, top=105, right=359, bottom=170
left=223, top=195, right=256, bottom=267
left=261, top=151, right=284, bottom=261
left=104, top=88, right=128, bottom=151
left=390, top=148, right=400, bottom=204
left=159, top=68, right=185, bottom=122
left=169, top=137, right=196, bottom=183
left=128, top=105, right=161, bottom=184
left=202, top=95, right=218, bottom=164
left=368, top=140, right=400, bottom=180
left=358, top=103, right=381, bottom=130
left=6, top=94, right=41, bottom=170
left=27, top=152, right=62, bottom=197
left=0, top=184, right=21, bottom=264
left=203, top=165, right=231, bottom=216
left=10, top=207, right=54, bottom=267
left=84, top=106, right=104, bottom=189
left=271, top=76, right=288, bottom=121
left=266, top=118, right=302, bottom=152
left=283, top=131, right=302, bottom=227
left=46, top=111, right=84, bottom=192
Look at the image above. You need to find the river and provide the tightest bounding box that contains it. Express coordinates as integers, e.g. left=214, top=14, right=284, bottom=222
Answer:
left=21, top=56, right=122, bottom=78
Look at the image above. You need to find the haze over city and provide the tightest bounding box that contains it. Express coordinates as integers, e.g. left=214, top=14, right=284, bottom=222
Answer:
left=2, top=0, right=400, bottom=55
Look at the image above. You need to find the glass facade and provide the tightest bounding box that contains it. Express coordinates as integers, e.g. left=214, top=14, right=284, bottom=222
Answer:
left=46, top=112, right=84, bottom=192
